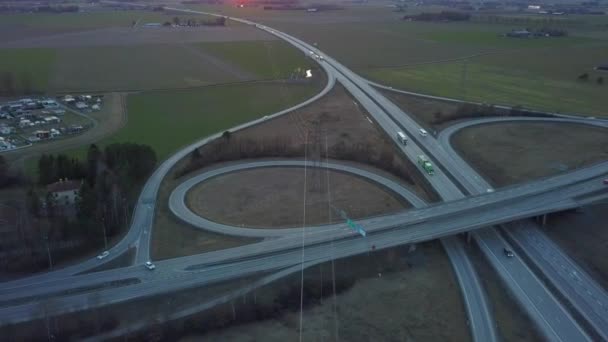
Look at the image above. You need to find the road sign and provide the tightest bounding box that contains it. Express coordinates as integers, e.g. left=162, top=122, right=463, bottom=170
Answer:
left=346, top=219, right=367, bottom=237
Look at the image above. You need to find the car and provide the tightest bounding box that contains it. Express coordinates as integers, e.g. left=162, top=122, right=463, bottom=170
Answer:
left=603, top=179, right=608, bottom=185
left=486, top=188, right=494, bottom=193
left=97, top=251, right=109, bottom=260
left=145, top=261, right=156, bottom=270
left=503, top=248, right=514, bottom=258
left=419, top=128, right=428, bottom=137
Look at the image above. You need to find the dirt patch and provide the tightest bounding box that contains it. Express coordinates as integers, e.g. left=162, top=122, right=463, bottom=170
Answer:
left=176, top=241, right=471, bottom=342
left=186, top=166, right=410, bottom=228
left=544, top=204, right=608, bottom=290
left=451, top=122, right=608, bottom=187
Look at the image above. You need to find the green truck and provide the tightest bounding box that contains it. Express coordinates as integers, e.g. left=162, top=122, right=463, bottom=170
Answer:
left=417, top=155, right=435, bottom=175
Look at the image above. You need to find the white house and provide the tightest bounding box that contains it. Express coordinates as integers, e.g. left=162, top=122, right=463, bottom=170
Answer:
left=46, top=179, right=82, bottom=205
left=75, top=102, right=88, bottom=110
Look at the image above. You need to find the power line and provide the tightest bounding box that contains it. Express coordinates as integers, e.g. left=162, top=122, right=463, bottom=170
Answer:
left=299, top=132, right=309, bottom=342
left=325, top=131, right=340, bottom=341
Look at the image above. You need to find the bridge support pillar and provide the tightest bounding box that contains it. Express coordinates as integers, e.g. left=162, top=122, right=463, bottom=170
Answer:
left=466, top=232, right=472, bottom=244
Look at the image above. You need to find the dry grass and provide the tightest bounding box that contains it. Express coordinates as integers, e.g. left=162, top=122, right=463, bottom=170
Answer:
left=451, top=122, right=608, bottom=187
left=186, top=166, right=410, bottom=228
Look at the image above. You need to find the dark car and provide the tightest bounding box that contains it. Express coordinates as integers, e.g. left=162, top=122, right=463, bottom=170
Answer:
left=504, top=248, right=514, bottom=258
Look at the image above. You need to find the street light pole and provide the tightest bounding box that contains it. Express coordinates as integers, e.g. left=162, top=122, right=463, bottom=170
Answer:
left=43, top=235, right=53, bottom=270
left=102, top=217, right=108, bottom=250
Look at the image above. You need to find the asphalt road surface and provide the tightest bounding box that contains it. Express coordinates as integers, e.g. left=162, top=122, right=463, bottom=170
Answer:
left=2, top=5, right=607, bottom=341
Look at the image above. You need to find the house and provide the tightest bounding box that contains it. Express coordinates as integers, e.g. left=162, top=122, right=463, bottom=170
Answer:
left=42, top=100, right=59, bottom=108
left=8, top=104, right=23, bottom=112
left=0, top=125, right=12, bottom=135
left=91, top=104, right=101, bottom=111
left=34, top=130, right=50, bottom=139
left=50, top=128, right=61, bottom=137
left=46, top=179, right=82, bottom=205
left=19, top=119, right=32, bottom=128
left=0, top=139, right=13, bottom=151
left=68, top=125, right=84, bottom=133
left=44, top=116, right=61, bottom=124
left=53, top=109, right=66, bottom=115
left=506, top=29, right=531, bottom=38
left=63, top=95, right=75, bottom=103
left=75, top=102, right=88, bottom=110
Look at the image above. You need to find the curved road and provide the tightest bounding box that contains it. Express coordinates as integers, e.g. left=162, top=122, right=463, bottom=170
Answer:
left=169, top=160, right=426, bottom=238
left=0, top=36, right=337, bottom=290
left=2, top=5, right=607, bottom=341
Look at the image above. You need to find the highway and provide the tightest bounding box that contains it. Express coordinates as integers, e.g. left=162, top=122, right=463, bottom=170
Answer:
left=438, top=116, right=608, bottom=340
left=0, top=157, right=605, bottom=326
left=2, top=4, right=608, bottom=341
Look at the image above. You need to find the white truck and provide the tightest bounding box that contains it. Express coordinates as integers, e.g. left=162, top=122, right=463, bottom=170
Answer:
left=397, top=131, right=408, bottom=145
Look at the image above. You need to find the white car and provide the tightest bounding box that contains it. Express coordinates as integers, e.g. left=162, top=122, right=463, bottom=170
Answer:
left=97, top=251, right=109, bottom=260
left=145, top=261, right=156, bottom=270
left=419, top=128, right=428, bottom=137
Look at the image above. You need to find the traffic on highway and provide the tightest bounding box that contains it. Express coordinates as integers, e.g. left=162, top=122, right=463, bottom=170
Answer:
left=1, top=3, right=608, bottom=341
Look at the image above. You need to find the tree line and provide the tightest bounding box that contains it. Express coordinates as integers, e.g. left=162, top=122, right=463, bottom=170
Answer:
left=5, top=143, right=156, bottom=274
left=0, top=71, right=36, bottom=96
left=403, top=11, right=471, bottom=22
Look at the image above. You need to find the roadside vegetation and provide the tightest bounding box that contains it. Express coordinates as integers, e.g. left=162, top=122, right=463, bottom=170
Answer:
left=0, top=143, right=155, bottom=276
left=100, top=81, right=321, bottom=162
left=451, top=121, right=608, bottom=187
left=201, top=40, right=317, bottom=79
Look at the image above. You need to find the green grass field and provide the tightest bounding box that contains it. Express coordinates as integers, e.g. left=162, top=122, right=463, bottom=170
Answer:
left=94, top=81, right=322, bottom=161
left=201, top=40, right=316, bottom=79
left=364, top=43, right=608, bottom=116
left=48, top=44, right=245, bottom=92
left=0, top=48, right=55, bottom=92
left=0, top=11, right=194, bottom=30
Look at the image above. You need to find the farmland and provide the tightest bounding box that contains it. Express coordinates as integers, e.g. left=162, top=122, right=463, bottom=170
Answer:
left=184, top=4, right=608, bottom=116
left=0, top=48, right=55, bottom=93
left=201, top=40, right=317, bottom=79
left=364, top=44, right=608, bottom=116
left=97, top=80, right=323, bottom=161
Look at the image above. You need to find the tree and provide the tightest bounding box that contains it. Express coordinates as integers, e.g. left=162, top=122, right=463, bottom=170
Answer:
left=598, top=76, right=604, bottom=85
left=0, top=155, right=8, bottom=187
left=578, top=73, right=589, bottom=81
left=27, top=188, right=41, bottom=217
left=222, top=130, right=232, bottom=141
left=172, top=16, right=180, bottom=25
left=86, top=144, right=101, bottom=187
left=38, top=154, right=55, bottom=185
